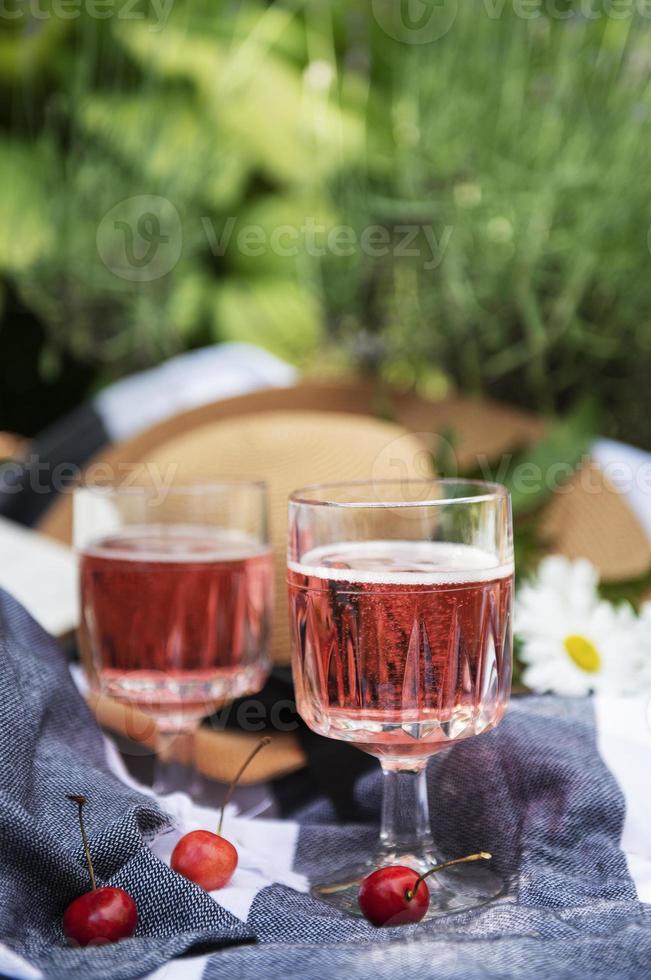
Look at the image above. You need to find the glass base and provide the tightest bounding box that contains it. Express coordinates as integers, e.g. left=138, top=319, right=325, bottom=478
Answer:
left=96, top=663, right=268, bottom=733
left=311, top=849, right=506, bottom=920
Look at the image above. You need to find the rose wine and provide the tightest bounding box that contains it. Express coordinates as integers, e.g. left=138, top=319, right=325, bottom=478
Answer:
left=80, top=525, right=273, bottom=729
left=288, top=541, right=513, bottom=763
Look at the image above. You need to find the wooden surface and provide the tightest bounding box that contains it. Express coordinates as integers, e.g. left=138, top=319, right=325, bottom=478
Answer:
left=0, top=431, right=27, bottom=460
left=89, top=691, right=306, bottom=783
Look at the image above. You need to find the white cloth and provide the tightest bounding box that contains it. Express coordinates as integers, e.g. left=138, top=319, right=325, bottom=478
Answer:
left=0, top=517, right=78, bottom=636
left=592, top=438, right=651, bottom=539
left=106, top=731, right=306, bottom=980
left=95, top=343, right=297, bottom=443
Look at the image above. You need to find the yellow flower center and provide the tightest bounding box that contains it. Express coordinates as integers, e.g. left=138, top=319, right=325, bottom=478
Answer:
left=563, top=634, right=601, bottom=673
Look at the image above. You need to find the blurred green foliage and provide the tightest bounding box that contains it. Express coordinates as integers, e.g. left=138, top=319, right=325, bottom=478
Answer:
left=1, top=1, right=651, bottom=443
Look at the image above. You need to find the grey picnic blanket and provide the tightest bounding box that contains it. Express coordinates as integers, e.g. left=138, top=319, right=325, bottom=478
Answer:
left=1, top=586, right=650, bottom=980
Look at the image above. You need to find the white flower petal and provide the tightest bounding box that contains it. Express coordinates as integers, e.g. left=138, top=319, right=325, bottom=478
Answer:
left=514, top=554, right=651, bottom=698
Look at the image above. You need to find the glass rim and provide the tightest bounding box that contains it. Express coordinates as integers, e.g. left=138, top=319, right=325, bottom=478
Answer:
left=288, top=478, right=510, bottom=509
left=74, top=479, right=268, bottom=497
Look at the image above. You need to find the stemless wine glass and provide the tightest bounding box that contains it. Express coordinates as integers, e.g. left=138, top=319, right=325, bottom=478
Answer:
left=287, top=479, right=513, bottom=916
left=75, top=481, right=273, bottom=793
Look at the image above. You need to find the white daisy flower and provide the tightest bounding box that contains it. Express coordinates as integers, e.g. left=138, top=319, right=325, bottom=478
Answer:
left=515, top=556, right=646, bottom=697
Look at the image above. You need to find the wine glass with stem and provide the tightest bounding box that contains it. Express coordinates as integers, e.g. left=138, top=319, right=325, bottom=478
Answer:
left=287, top=478, right=513, bottom=917
left=74, top=480, right=273, bottom=794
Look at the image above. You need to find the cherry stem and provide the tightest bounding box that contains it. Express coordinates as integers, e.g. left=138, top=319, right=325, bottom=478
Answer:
left=405, top=851, right=492, bottom=901
left=217, top=737, right=271, bottom=837
left=66, top=794, right=97, bottom=892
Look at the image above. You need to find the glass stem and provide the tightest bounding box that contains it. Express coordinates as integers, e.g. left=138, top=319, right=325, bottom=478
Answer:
left=152, top=728, right=198, bottom=797
left=377, top=762, right=435, bottom=862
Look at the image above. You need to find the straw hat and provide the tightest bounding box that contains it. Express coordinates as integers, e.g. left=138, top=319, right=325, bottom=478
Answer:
left=41, top=380, right=649, bottom=580
left=39, top=381, right=545, bottom=544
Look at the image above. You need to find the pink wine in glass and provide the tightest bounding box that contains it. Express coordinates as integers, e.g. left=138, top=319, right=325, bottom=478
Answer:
left=80, top=525, right=273, bottom=730
left=288, top=540, right=513, bottom=765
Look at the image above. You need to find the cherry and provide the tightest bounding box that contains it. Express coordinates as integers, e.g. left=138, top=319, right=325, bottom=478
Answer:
left=359, top=866, right=429, bottom=926
left=170, top=829, right=238, bottom=892
left=171, top=736, right=270, bottom=891
left=63, top=886, right=138, bottom=946
left=358, top=852, right=492, bottom=927
left=62, top=795, right=138, bottom=946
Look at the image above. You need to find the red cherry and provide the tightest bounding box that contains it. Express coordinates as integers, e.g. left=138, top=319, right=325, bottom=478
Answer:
left=63, top=886, right=137, bottom=946
left=358, top=852, right=493, bottom=927
left=358, top=866, right=429, bottom=926
left=62, top=795, right=138, bottom=945
left=171, top=830, right=238, bottom=890
left=170, top=737, right=270, bottom=892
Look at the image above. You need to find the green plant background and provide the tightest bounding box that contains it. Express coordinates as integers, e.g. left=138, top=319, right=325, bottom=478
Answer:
left=1, top=0, right=651, bottom=447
